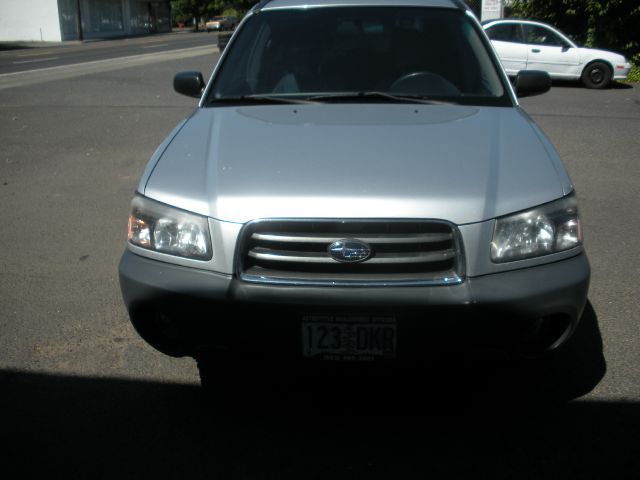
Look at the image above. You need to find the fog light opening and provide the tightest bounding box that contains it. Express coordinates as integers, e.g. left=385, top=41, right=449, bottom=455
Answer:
left=154, top=312, right=182, bottom=341
left=131, top=310, right=189, bottom=357
left=520, top=315, right=572, bottom=355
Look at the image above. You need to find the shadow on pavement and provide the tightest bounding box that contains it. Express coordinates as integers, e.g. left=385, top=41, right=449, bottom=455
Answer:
left=611, top=81, right=635, bottom=89
left=3, top=302, right=635, bottom=479
left=550, top=79, right=634, bottom=90
left=0, top=43, right=36, bottom=51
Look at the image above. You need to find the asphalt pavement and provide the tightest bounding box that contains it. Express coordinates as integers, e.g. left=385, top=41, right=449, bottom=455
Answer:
left=0, top=30, right=220, bottom=75
left=0, top=38, right=639, bottom=478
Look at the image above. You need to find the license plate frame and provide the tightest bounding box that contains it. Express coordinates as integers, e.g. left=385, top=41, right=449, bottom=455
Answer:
left=301, top=314, right=397, bottom=361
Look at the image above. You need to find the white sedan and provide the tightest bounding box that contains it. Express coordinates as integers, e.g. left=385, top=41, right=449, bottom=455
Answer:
left=483, top=19, right=631, bottom=89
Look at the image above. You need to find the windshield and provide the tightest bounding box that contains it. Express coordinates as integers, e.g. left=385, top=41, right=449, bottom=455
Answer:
left=207, top=7, right=509, bottom=107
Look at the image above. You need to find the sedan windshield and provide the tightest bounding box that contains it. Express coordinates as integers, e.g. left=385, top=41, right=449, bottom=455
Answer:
left=207, top=7, right=508, bottom=106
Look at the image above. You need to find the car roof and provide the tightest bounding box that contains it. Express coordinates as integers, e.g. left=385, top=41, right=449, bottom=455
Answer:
left=258, top=0, right=465, bottom=11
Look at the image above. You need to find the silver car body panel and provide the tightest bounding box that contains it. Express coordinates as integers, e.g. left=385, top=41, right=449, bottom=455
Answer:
left=142, top=104, right=573, bottom=226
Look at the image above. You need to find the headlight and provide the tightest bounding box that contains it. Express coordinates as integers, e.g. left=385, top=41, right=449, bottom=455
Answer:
left=127, top=195, right=212, bottom=260
left=491, top=194, right=582, bottom=263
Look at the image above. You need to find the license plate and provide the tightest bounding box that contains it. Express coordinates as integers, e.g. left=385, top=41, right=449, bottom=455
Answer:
left=302, top=315, right=397, bottom=361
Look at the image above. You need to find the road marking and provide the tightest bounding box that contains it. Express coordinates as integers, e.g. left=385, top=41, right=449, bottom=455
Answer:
left=142, top=43, right=169, bottom=49
left=15, top=51, right=56, bottom=58
left=13, top=57, right=59, bottom=64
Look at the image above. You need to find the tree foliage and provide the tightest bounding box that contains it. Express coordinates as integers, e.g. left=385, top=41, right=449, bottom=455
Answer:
left=508, top=0, right=640, bottom=63
left=170, top=1, right=257, bottom=27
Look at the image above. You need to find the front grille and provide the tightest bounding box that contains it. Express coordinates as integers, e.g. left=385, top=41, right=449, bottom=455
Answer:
left=238, top=220, right=464, bottom=286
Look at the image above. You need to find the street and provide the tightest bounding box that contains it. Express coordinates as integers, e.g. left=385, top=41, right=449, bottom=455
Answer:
left=0, top=31, right=220, bottom=75
left=1, top=35, right=639, bottom=478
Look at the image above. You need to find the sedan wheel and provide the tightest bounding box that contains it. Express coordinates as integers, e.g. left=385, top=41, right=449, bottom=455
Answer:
left=582, top=61, right=612, bottom=89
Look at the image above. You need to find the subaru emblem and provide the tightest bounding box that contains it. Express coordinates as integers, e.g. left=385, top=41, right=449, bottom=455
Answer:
left=328, top=239, right=372, bottom=263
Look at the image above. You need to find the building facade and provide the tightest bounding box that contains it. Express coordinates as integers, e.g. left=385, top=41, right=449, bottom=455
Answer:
left=0, top=0, right=171, bottom=42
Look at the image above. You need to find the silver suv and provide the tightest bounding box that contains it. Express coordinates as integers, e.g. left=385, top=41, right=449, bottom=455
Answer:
left=119, top=0, right=589, bottom=383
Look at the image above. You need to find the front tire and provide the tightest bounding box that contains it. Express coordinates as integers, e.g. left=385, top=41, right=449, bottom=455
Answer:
left=196, top=353, right=217, bottom=390
left=581, top=61, right=612, bottom=89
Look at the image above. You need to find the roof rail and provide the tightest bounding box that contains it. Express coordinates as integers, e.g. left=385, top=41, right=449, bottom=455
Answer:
left=252, top=0, right=471, bottom=14
left=253, top=0, right=274, bottom=13
left=252, top=0, right=469, bottom=13
left=451, top=0, right=471, bottom=12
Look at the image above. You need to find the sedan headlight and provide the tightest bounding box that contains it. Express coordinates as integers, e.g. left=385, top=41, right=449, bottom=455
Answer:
left=127, top=195, right=212, bottom=260
left=491, top=194, right=582, bottom=263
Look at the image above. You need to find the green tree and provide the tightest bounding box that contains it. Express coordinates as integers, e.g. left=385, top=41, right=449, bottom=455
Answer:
left=171, top=1, right=257, bottom=28
left=509, top=0, right=640, bottom=63
left=170, top=1, right=225, bottom=29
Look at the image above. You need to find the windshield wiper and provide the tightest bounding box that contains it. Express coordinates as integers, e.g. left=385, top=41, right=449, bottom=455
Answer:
left=307, top=91, right=457, bottom=105
left=210, top=94, right=318, bottom=105
left=210, top=92, right=458, bottom=106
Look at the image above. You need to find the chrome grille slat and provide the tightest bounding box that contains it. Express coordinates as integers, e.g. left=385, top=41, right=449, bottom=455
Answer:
left=239, top=220, right=463, bottom=286
left=251, top=232, right=452, bottom=244
left=248, top=249, right=333, bottom=264
left=249, top=247, right=455, bottom=264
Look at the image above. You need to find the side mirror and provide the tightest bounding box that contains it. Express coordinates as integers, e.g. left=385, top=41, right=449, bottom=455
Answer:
left=174, top=71, right=205, bottom=98
left=561, top=44, right=572, bottom=52
left=514, top=70, right=551, bottom=97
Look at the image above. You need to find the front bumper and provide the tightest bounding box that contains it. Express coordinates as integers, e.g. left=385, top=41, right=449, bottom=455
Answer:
left=613, top=62, right=632, bottom=80
left=119, top=250, right=590, bottom=358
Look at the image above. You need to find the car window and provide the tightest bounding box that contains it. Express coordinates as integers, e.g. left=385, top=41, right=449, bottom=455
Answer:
left=208, top=7, right=508, bottom=106
left=524, top=25, right=567, bottom=47
left=486, top=23, right=523, bottom=43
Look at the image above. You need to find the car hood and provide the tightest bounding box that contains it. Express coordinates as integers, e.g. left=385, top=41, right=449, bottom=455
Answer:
left=579, top=47, right=626, bottom=64
left=142, top=104, right=572, bottom=225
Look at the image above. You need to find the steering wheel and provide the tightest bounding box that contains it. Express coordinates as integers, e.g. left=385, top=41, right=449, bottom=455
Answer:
left=389, top=71, right=461, bottom=96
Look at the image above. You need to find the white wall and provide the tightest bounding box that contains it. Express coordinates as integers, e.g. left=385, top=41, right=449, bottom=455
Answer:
left=0, top=0, right=62, bottom=42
